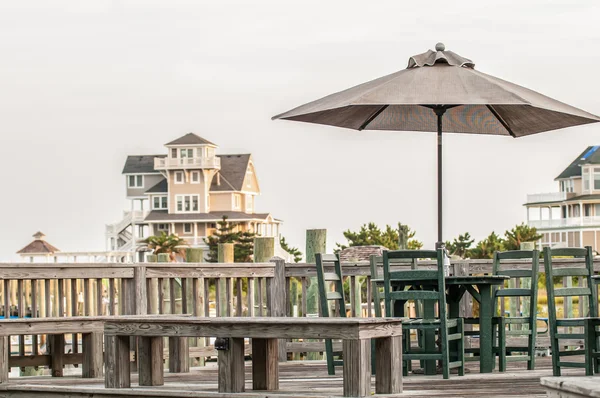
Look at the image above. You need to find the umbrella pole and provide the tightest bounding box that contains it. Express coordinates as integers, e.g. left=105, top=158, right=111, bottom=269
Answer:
left=434, top=107, right=446, bottom=249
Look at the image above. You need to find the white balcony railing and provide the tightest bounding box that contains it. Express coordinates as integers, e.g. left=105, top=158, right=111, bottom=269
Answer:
left=106, top=210, right=149, bottom=236
left=526, top=192, right=576, bottom=204
left=528, top=216, right=600, bottom=229
left=154, top=156, right=221, bottom=170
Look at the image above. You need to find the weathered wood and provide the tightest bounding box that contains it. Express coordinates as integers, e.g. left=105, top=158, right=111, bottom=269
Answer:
left=252, top=338, right=279, bottom=390
left=375, top=335, right=403, bottom=394
left=342, top=339, right=371, bottom=397
left=146, top=266, right=275, bottom=279
left=218, top=337, right=245, bottom=393
left=138, top=336, right=164, bottom=386
left=0, top=336, right=8, bottom=384
left=49, top=335, right=65, bottom=377
left=268, top=258, right=287, bottom=362
left=168, top=335, right=190, bottom=373
left=82, top=332, right=103, bottom=378
left=104, top=317, right=403, bottom=340
left=104, top=334, right=131, bottom=388
left=134, top=266, right=147, bottom=315
left=0, top=267, right=134, bottom=280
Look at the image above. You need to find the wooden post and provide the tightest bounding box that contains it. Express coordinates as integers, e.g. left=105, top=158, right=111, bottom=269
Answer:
left=0, top=336, right=8, bottom=384
left=186, top=248, right=203, bottom=263
left=134, top=266, right=147, bottom=316
left=104, top=335, right=131, bottom=388
left=218, top=337, right=245, bottom=393
left=375, top=336, right=403, bottom=394
left=267, top=258, right=287, bottom=362
left=252, top=338, right=279, bottom=390
left=218, top=244, right=234, bottom=317
left=343, top=339, right=371, bottom=397
left=49, top=334, right=65, bottom=377
left=138, top=336, right=164, bottom=386
left=254, top=237, right=275, bottom=263
left=82, top=332, right=103, bottom=378
left=305, top=229, right=326, bottom=360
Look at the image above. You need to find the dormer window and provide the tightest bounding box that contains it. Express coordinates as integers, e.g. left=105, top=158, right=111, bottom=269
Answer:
left=560, top=180, right=574, bottom=193
left=584, top=168, right=591, bottom=191
left=128, top=175, right=143, bottom=188
left=174, top=171, right=184, bottom=184
left=233, top=194, right=241, bottom=210
left=595, top=168, right=600, bottom=190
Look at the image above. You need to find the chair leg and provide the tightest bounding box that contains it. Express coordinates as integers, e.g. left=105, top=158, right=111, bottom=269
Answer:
left=324, top=339, right=335, bottom=376
left=457, top=319, right=465, bottom=377
left=499, top=318, right=506, bottom=372
left=440, top=326, right=450, bottom=380
left=549, top=327, right=560, bottom=377
left=584, top=320, right=594, bottom=376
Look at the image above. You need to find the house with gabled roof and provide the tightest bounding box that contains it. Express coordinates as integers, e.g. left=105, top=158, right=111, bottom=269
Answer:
left=106, top=133, right=282, bottom=260
left=524, top=145, right=600, bottom=251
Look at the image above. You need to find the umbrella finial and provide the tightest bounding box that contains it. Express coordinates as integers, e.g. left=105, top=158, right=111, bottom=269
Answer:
left=435, top=42, right=445, bottom=52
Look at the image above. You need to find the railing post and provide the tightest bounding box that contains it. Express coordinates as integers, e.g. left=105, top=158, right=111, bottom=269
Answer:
left=134, top=266, right=147, bottom=315
left=268, top=257, right=287, bottom=362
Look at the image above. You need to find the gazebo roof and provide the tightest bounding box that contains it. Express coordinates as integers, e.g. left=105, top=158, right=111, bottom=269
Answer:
left=16, top=232, right=60, bottom=255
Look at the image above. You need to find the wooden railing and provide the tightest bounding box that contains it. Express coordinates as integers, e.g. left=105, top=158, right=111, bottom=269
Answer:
left=0, top=256, right=599, bottom=373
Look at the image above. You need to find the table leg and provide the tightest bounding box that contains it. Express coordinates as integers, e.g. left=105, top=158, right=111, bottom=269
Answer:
left=218, top=337, right=245, bottom=393
left=138, top=336, right=164, bottom=386
left=82, top=332, right=103, bottom=378
left=104, top=335, right=131, bottom=388
left=0, top=336, right=8, bottom=384
left=423, top=300, right=436, bottom=375
left=49, top=334, right=65, bottom=377
left=479, top=285, right=493, bottom=373
left=168, top=337, right=189, bottom=373
left=252, top=338, right=279, bottom=390
left=375, top=335, right=402, bottom=394
left=447, top=289, right=461, bottom=369
left=343, top=338, right=371, bottom=397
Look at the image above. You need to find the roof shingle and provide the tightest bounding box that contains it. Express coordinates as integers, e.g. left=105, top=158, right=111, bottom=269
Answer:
left=556, top=145, right=600, bottom=180
left=122, top=155, right=165, bottom=174
left=166, top=133, right=216, bottom=146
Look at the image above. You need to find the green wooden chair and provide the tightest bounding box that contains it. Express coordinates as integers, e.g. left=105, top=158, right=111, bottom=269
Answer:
left=462, top=250, right=539, bottom=371
left=315, top=253, right=346, bottom=375
left=382, top=249, right=465, bottom=379
left=544, top=246, right=600, bottom=376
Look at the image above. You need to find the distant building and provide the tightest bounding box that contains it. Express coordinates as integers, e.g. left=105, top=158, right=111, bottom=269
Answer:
left=106, top=133, right=282, bottom=261
left=16, top=232, right=60, bottom=262
left=525, top=145, right=600, bottom=251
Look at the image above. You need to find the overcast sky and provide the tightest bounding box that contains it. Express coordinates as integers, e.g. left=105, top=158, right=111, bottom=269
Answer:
left=1, top=0, right=599, bottom=260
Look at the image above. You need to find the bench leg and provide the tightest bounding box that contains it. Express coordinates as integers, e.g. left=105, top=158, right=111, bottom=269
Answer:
left=343, top=339, right=371, bottom=397
left=104, top=335, right=131, bottom=388
left=82, top=332, right=103, bottom=378
left=375, top=336, right=402, bottom=394
left=0, top=336, right=8, bottom=384
left=49, top=334, right=65, bottom=377
left=252, top=338, right=279, bottom=391
left=138, top=336, right=164, bottom=386
left=168, top=337, right=189, bottom=373
left=218, top=337, right=245, bottom=393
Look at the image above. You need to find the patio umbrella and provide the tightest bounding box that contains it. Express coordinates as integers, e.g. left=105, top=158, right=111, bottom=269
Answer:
left=272, top=43, right=600, bottom=248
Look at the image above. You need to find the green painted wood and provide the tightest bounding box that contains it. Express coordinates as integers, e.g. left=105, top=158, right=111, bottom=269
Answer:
left=186, top=248, right=203, bottom=263
left=389, top=291, right=440, bottom=301
left=554, top=287, right=591, bottom=297
left=498, top=269, right=534, bottom=277
left=385, top=250, right=437, bottom=260
left=553, top=268, right=591, bottom=277
left=550, top=248, right=588, bottom=257
left=495, top=289, right=532, bottom=297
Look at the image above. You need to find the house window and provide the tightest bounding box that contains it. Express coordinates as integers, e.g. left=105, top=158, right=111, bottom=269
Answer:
left=246, top=195, right=253, bottom=212
left=191, top=171, right=200, bottom=184
left=233, top=194, right=241, bottom=210
left=157, top=223, right=169, bottom=232
left=176, top=195, right=199, bottom=213
left=171, top=148, right=177, bottom=158
left=153, top=196, right=168, bottom=210
left=128, top=175, right=143, bottom=188
left=183, top=223, right=192, bottom=234
left=209, top=223, right=217, bottom=228
left=561, top=180, right=574, bottom=193
left=175, top=171, right=184, bottom=184
left=584, top=171, right=591, bottom=191
left=594, top=168, right=600, bottom=190
left=180, top=148, right=194, bottom=165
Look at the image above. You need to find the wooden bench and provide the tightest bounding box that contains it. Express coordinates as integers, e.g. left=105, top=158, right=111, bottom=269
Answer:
left=104, top=316, right=403, bottom=397
left=0, top=317, right=104, bottom=383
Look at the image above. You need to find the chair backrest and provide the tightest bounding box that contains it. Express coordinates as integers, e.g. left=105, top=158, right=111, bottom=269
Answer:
left=493, top=250, right=539, bottom=317
left=543, top=246, right=597, bottom=321
left=382, top=249, right=446, bottom=320
left=315, top=253, right=346, bottom=318
left=370, top=254, right=418, bottom=317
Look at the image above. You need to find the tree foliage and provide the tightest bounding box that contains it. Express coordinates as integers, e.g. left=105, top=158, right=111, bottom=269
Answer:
left=336, top=222, right=422, bottom=251
left=204, top=216, right=256, bottom=262
left=280, top=236, right=302, bottom=263
left=142, top=232, right=188, bottom=261
left=445, top=232, right=475, bottom=258
left=469, top=232, right=505, bottom=259
left=503, top=223, right=543, bottom=251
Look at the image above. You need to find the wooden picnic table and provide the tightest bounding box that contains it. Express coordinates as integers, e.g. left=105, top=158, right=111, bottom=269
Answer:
left=376, top=275, right=508, bottom=374
left=104, top=316, right=403, bottom=397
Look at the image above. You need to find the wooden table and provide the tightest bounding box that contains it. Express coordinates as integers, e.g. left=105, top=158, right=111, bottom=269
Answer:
left=380, top=275, right=507, bottom=374
left=104, top=316, right=403, bottom=397
left=0, top=317, right=105, bottom=383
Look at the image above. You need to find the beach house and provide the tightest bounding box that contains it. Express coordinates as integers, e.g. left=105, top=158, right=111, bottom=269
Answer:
left=106, top=133, right=282, bottom=260
left=525, top=145, right=600, bottom=252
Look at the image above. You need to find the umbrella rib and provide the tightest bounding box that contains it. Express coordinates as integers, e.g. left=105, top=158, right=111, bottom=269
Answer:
left=486, top=105, right=516, bottom=138
left=358, top=105, right=388, bottom=131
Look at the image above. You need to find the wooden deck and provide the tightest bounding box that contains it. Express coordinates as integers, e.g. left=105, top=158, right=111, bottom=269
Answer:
left=0, top=356, right=578, bottom=397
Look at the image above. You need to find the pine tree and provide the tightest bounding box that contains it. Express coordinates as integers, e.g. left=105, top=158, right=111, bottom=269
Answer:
left=204, top=216, right=257, bottom=262
left=280, top=236, right=303, bottom=263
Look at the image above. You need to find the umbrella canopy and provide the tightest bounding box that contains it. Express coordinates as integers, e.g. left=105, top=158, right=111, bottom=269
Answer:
left=272, top=43, right=600, bottom=246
